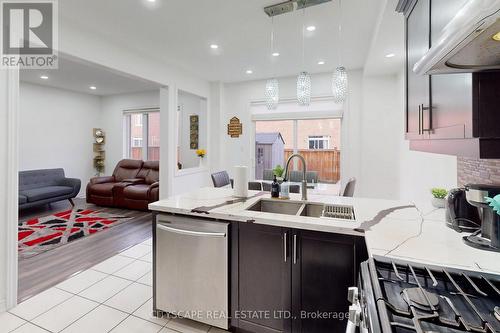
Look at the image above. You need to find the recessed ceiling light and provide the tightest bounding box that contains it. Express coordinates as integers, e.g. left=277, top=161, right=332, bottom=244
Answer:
left=493, top=31, right=500, bottom=41
left=40, top=75, right=49, bottom=80
left=147, top=0, right=156, bottom=2
left=306, top=26, right=316, bottom=32
left=210, top=44, right=219, bottom=49
left=385, top=53, right=396, bottom=58
left=89, top=86, right=97, bottom=90
left=317, top=61, right=325, bottom=65
left=272, top=52, right=280, bottom=57
left=246, top=69, right=253, bottom=74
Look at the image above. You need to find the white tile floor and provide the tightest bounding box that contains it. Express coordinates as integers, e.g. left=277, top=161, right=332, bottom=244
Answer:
left=6, top=238, right=229, bottom=333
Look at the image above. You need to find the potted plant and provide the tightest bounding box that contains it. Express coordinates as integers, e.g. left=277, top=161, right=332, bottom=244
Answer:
left=273, top=165, right=285, bottom=181
left=431, top=188, right=448, bottom=208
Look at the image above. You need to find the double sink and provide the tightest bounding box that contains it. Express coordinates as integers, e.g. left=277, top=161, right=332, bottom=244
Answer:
left=246, top=198, right=355, bottom=220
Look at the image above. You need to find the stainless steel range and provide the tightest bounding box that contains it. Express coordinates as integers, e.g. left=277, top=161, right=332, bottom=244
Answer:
left=348, top=256, right=500, bottom=333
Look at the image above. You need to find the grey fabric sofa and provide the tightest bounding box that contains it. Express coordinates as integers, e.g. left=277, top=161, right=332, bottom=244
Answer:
left=19, top=169, right=81, bottom=209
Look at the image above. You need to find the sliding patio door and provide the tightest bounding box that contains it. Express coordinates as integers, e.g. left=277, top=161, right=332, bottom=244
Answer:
left=254, top=118, right=341, bottom=183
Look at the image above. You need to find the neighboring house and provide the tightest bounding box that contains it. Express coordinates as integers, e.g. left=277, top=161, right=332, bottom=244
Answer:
left=255, top=132, right=285, bottom=180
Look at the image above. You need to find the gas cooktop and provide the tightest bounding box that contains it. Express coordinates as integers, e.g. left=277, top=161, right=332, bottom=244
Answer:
left=364, top=257, right=500, bottom=333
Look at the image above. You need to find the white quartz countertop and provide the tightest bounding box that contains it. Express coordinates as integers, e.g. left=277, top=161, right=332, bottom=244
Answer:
left=149, top=187, right=500, bottom=275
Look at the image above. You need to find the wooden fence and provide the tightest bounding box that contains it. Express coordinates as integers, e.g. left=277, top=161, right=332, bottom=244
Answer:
left=284, top=149, right=340, bottom=183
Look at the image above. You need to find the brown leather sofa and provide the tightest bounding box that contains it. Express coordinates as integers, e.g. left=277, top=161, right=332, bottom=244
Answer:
left=86, top=159, right=159, bottom=210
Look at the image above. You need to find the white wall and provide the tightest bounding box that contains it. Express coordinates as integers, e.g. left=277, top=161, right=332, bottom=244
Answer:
left=100, top=90, right=160, bottom=173
left=0, top=70, right=10, bottom=311
left=178, top=91, right=207, bottom=170
left=19, top=83, right=101, bottom=197
left=357, top=76, right=402, bottom=199
left=396, top=73, right=457, bottom=203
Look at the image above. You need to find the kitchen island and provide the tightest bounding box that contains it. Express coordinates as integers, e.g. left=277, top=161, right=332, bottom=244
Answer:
left=149, top=187, right=500, bottom=333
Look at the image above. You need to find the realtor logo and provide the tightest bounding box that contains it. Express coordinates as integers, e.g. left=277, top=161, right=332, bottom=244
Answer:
left=1, top=0, right=58, bottom=69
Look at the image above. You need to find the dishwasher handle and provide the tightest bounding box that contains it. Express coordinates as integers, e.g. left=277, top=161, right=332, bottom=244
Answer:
left=157, top=223, right=226, bottom=238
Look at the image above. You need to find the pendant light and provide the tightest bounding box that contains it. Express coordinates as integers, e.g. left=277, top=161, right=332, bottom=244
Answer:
left=265, top=17, right=279, bottom=110
left=297, top=6, right=311, bottom=106
left=332, top=0, right=348, bottom=104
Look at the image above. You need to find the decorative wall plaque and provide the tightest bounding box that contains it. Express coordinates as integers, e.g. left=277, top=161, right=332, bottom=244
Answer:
left=227, top=117, right=243, bottom=138
left=190, top=115, right=199, bottom=149
left=93, top=128, right=105, bottom=176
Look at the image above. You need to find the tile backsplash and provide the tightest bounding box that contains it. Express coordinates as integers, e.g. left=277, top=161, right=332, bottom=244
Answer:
left=457, top=157, right=500, bottom=186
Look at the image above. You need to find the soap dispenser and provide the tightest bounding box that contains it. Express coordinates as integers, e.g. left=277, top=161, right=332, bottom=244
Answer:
left=271, top=175, right=280, bottom=198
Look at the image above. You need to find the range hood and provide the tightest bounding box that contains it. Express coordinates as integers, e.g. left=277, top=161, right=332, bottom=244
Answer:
left=413, top=0, right=500, bottom=75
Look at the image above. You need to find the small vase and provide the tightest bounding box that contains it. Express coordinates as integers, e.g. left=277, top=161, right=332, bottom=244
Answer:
left=431, top=197, right=445, bottom=208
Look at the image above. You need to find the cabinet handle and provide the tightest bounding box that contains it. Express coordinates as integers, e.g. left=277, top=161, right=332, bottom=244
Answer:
left=293, top=234, right=297, bottom=264
left=421, top=104, right=433, bottom=132
left=157, top=224, right=226, bottom=238
left=418, top=104, right=422, bottom=135
left=283, top=232, right=288, bottom=263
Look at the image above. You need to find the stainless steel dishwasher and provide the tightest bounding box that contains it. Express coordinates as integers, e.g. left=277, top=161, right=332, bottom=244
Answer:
left=155, top=215, right=229, bottom=330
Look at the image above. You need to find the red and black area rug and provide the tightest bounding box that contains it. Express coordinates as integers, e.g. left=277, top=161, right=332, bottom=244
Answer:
left=18, top=209, right=132, bottom=259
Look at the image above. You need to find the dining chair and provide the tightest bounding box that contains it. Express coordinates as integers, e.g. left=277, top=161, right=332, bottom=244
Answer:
left=263, top=169, right=274, bottom=181
left=211, top=171, right=231, bottom=188
left=342, top=178, right=356, bottom=197
left=248, top=182, right=262, bottom=191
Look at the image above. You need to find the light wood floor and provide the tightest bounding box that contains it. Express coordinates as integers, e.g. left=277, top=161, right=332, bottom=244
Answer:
left=18, top=198, right=152, bottom=302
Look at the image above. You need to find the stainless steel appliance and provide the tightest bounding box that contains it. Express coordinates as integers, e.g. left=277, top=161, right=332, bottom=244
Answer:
left=347, top=256, right=500, bottom=332
left=445, top=188, right=481, bottom=232
left=464, top=184, right=500, bottom=252
left=155, top=215, right=229, bottom=329
left=413, top=0, right=500, bottom=75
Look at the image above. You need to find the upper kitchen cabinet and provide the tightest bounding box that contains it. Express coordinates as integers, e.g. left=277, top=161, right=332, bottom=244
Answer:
left=398, top=0, right=500, bottom=158
left=429, top=0, right=473, bottom=140
left=406, top=0, right=430, bottom=140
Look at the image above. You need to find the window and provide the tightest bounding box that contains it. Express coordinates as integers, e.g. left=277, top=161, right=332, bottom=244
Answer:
left=308, top=136, right=330, bottom=150
left=133, top=114, right=143, bottom=127
left=255, top=118, right=341, bottom=183
left=132, top=137, right=143, bottom=148
left=124, top=110, right=160, bottom=161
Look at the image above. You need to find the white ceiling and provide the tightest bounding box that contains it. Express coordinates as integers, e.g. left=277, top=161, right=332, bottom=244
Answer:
left=20, top=56, right=161, bottom=96
left=59, top=0, right=386, bottom=82
left=364, top=0, right=405, bottom=76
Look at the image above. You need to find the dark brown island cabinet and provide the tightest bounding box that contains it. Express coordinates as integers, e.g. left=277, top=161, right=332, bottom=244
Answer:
left=152, top=213, right=368, bottom=333
left=399, top=0, right=500, bottom=158
left=232, top=222, right=367, bottom=333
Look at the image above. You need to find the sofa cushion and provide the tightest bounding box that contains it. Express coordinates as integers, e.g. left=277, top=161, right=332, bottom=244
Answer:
left=113, top=159, right=143, bottom=182
left=88, top=183, right=117, bottom=196
left=19, top=194, right=27, bottom=204
left=21, top=186, right=73, bottom=202
left=19, top=168, right=65, bottom=191
left=137, top=161, right=159, bottom=185
left=123, top=184, right=150, bottom=200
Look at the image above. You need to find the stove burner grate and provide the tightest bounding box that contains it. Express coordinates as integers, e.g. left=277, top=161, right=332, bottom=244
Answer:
left=372, top=259, right=500, bottom=333
left=402, top=288, right=440, bottom=312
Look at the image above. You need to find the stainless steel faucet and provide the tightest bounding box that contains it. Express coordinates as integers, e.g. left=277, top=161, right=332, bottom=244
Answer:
left=283, top=153, right=308, bottom=201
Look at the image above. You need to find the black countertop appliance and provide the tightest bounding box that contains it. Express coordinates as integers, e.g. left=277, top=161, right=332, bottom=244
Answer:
left=464, top=184, right=500, bottom=252
left=445, top=187, right=481, bottom=232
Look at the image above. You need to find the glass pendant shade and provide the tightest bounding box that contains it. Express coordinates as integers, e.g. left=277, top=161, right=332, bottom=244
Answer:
left=332, top=66, right=348, bottom=104
left=265, top=78, right=279, bottom=110
left=297, top=71, right=311, bottom=106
